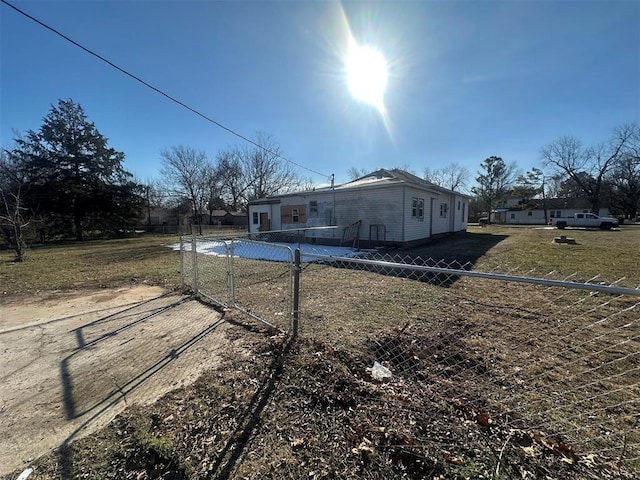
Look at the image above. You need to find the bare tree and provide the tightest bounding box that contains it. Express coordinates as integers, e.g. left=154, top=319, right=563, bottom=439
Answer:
left=204, top=168, right=225, bottom=220
left=244, top=132, right=301, bottom=201
left=160, top=146, right=211, bottom=235
left=545, top=173, right=565, bottom=198
left=609, top=153, right=640, bottom=220
left=423, top=162, right=470, bottom=192
left=215, top=148, right=249, bottom=211
left=0, top=149, right=33, bottom=261
left=0, top=187, right=31, bottom=261
left=541, top=123, right=639, bottom=214
left=347, top=167, right=368, bottom=180
left=215, top=133, right=301, bottom=209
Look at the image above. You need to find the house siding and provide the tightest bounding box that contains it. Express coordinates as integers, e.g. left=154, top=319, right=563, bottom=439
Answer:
left=247, top=169, right=471, bottom=246
left=503, top=207, right=611, bottom=225
left=335, top=186, right=404, bottom=243
left=248, top=202, right=281, bottom=234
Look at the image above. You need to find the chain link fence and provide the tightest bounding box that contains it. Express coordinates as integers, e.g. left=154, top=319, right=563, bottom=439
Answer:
left=180, top=235, right=640, bottom=474
left=297, top=250, right=640, bottom=473
left=181, top=236, right=296, bottom=331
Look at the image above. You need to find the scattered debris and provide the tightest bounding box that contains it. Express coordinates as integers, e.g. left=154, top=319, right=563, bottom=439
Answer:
left=553, top=235, right=578, bottom=245
left=369, top=361, right=393, bottom=380
left=12, top=329, right=636, bottom=480
left=16, top=468, right=34, bottom=480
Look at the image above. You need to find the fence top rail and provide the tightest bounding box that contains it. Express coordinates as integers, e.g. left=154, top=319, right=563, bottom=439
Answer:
left=300, top=252, right=640, bottom=297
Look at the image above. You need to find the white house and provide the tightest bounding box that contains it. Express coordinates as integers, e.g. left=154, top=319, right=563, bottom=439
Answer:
left=493, top=197, right=612, bottom=225
left=248, top=169, right=470, bottom=248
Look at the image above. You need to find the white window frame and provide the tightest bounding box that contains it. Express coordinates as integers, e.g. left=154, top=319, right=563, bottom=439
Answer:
left=411, top=197, right=424, bottom=221
left=440, top=203, right=448, bottom=218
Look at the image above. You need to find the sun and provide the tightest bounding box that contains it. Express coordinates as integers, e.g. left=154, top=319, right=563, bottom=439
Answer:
left=345, top=41, right=388, bottom=113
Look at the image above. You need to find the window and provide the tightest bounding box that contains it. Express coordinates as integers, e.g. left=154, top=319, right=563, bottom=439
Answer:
left=527, top=211, right=533, bottom=216
left=550, top=210, right=561, bottom=218
left=511, top=213, right=515, bottom=219
left=412, top=198, right=424, bottom=220
left=457, top=200, right=461, bottom=210
left=440, top=203, right=448, bottom=218
left=310, top=200, right=318, bottom=214
left=252, top=212, right=259, bottom=225
left=281, top=205, right=306, bottom=224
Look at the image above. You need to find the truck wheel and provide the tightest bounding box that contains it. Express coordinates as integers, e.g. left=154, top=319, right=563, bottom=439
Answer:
left=600, top=222, right=612, bottom=230
left=556, top=221, right=567, bottom=229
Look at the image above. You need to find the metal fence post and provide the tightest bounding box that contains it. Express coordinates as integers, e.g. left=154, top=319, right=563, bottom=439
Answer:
left=227, top=240, right=235, bottom=306
left=292, top=248, right=301, bottom=337
left=179, top=236, right=185, bottom=289
left=191, top=236, right=198, bottom=294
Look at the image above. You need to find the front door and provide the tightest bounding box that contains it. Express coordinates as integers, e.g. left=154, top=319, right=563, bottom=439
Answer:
left=259, top=212, right=270, bottom=232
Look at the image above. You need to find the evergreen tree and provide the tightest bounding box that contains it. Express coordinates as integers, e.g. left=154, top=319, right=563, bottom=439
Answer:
left=10, top=99, right=142, bottom=240
left=471, top=156, right=517, bottom=219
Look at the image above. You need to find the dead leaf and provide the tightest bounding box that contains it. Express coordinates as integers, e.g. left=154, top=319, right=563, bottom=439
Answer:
left=291, top=438, right=305, bottom=449
left=476, top=412, right=492, bottom=427
left=582, top=453, right=598, bottom=468
left=352, top=438, right=374, bottom=455
left=443, top=452, right=463, bottom=465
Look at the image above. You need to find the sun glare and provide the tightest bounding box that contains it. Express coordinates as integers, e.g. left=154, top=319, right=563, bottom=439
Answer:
left=345, top=41, right=388, bottom=113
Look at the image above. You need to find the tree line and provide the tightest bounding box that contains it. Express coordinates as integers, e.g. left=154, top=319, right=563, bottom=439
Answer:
left=2, top=98, right=638, bottom=262
left=0, top=99, right=306, bottom=260
left=154, top=132, right=307, bottom=236
left=469, top=123, right=639, bottom=222
left=348, top=121, right=639, bottom=223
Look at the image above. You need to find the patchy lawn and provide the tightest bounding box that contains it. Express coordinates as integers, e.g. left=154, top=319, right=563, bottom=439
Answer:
left=0, top=235, right=182, bottom=302
left=2, top=226, right=639, bottom=479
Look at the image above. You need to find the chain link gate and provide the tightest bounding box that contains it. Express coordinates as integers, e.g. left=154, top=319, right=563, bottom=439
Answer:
left=180, top=236, right=298, bottom=333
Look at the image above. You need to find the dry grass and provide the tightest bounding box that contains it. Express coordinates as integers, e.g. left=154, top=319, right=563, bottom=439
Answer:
left=3, top=225, right=639, bottom=479
left=0, top=235, right=182, bottom=302
left=443, top=225, right=640, bottom=284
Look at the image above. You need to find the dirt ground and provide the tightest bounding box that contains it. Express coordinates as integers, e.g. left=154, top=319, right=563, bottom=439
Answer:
left=0, top=286, right=233, bottom=477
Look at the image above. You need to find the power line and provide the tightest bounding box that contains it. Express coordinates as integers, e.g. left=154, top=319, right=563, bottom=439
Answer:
left=1, top=0, right=330, bottom=180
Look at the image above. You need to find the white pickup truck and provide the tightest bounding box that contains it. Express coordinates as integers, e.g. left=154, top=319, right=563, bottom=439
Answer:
left=550, top=213, right=619, bottom=230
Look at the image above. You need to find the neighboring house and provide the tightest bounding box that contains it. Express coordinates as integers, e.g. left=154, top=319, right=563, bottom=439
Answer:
left=492, top=197, right=612, bottom=225
left=248, top=169, right=470, bottom=248
left=148, top=206, right=185, bottom=226
left=197, top=210, right=249, bottom=228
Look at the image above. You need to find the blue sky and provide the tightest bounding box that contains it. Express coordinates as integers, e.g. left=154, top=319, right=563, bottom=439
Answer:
left=1, top=0, right=638, bottom=187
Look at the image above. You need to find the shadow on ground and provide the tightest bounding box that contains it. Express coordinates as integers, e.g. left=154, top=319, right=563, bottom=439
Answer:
left=0, top=290, right=227, bottom=477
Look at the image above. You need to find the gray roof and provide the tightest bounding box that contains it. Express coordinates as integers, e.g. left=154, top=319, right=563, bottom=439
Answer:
left=249, top=168, right=470, bottom=205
